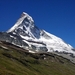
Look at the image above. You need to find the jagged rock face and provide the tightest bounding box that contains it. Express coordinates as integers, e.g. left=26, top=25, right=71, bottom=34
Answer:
left=0, top=32, right=29, bottom=47
left=0, top=12, right=74, bottom=55
left=7, top=12, right=40, bottom=39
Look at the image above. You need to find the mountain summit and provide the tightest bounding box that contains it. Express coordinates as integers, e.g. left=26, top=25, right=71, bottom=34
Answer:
left=0, top=12, right=75, bottom=62
left=6, top=12, right=74, bottom=54
left=7, top=12, right=34, bottom=33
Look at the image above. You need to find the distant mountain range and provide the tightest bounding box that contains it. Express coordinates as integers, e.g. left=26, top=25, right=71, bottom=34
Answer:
left=0, top=12, right=75, bottom=63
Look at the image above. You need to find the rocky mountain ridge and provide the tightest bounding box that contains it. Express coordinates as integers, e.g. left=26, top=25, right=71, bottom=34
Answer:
left=0, top=12, right=75, bottom=63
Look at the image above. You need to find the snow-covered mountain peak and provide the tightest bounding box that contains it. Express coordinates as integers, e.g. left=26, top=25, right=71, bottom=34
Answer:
left=21, top=12, right=34, bottom=22
left=21, top=12, right=27, bottom=17
left=22, top=12, right=27, bottom=15
left=6, top=12, right=75, bottom=56
left=7, top=12, right=40, bottom=39
left=1, top=12, right=75, bottom=63
left=7, top=12, right=34, bottom=33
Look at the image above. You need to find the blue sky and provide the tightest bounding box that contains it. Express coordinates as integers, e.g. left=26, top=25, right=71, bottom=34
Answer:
left=0, top=0, right=75, bottom=47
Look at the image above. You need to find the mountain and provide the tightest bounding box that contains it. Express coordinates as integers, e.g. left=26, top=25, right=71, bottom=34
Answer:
left=0, top=41, right=75, bottom=75
left=0, top=12, right=75, bottom=63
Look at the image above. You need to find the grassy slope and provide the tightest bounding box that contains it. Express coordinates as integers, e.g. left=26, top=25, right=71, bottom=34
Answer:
left=0, top=41, right=75, bottom=75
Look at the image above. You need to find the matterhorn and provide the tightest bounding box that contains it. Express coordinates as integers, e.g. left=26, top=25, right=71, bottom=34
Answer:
left=0, top=12, right=75, bottom=62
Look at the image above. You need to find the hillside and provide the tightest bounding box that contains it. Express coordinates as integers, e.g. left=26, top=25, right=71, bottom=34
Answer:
left=0, top=12, right=75, bottom=64
left=0, top=41, right=75, bottom=75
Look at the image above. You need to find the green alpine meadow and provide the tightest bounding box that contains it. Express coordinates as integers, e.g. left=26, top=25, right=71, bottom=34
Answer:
left=0, top=41, right=75, bottom=75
